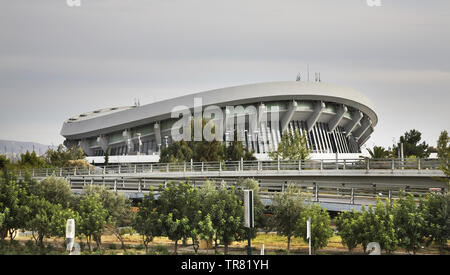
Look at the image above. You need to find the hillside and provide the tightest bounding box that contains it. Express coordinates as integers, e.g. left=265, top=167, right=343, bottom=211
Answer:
left=0, top=139, right=54, bottom=156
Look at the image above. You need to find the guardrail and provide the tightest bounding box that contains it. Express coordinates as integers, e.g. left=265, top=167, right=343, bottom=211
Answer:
left=65, top=176, right=441, bottom=206
left=17, top=158, right=447, bottom=178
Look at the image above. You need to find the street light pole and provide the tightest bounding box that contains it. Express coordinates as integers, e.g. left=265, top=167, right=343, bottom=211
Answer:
left=137, top=133, right=142, bottom=155
left=164, top=136, right=169, bottom=148
left=254, top=130, right=259, bottom=154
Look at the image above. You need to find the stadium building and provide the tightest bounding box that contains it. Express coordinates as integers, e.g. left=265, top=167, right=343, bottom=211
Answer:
left=61, top=81, right=378, bottom=163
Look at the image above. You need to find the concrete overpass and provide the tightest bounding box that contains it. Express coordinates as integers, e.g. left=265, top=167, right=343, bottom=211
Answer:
left=19, top=158, right=448, bottom=211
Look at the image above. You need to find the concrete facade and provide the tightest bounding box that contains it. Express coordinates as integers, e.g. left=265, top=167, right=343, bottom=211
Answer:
left=61, top=81, right=378, bottom=162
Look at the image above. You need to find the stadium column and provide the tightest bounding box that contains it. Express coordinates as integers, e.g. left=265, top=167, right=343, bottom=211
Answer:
left=353, top=116, right=372, bottom=140
left=123, top=129, right=133, bottom=154
left=358, top=126, right=374, bottom=146
left=224, top=106, right=234, bottom=145
left=78, top=139, right=93, bottom=156
left=154, top=122, right=161, bottom=153
left=97, top=135, right=109, bottom=153
left=307, top=101, right=326, bottom=132
left=328, top=105, right=348, bottom=132
left=258, top=103, right=268, bottom=153
left=345, top=111, right=363, bottom=137
left=280, top=100, right=297, bottom=133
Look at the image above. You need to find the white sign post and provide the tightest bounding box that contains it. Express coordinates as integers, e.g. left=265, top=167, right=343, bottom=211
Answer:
left=307, top=218, right=311, bottom=255
left=66, top=219, right=79, bottom=255
left=244, top=190, right=254, bottom=255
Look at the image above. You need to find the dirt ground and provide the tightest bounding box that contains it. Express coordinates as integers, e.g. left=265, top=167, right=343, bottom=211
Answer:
left=10, top=232, right=447, bottom=255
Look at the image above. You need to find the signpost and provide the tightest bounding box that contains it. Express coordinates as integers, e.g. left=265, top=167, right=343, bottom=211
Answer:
left=307, top=218, right=311, bottom=255
left=66, top=219, right=79, bottom=255
left=244, top=190, right=254, bottom=255
left=66, top=219, right=75, bottom=254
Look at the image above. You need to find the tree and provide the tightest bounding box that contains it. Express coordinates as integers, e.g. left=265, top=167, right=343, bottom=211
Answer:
left=133, top=191, right=163, bottom=253
left=197, top=181, right=247, bottom=254
left=35, top=176, right=73, bottom=208
left=25, top=196, right=69, bottom=247
left=393, top=129, right=430, bottom=158
left=0, top=172, right=35, bottom=243
left=157, top=181, right=200, bottom=254
left=0, top=210, right=5, bottom=229
left=269, top=130, right=310, bottom=161
left=270, top=184, right=305, bottom=252
left=213, top=186, right=246, bottom=254
left=335, top=210, right=361, bottom=253
left=0, top=155, right=9, bottom=170
left=45, top=144, right=85, bottom=167
left=159, top=119, right=255, bottom=163
left=356, top=206, right=374, bottom=253
left=295, top=204, right=333, bottom=254
left=436, top=130, right=450, bottom=181
left=82, top=185, right=133, bottom=250
left=198, top=214, right=216, bottom=254
left=18, top=151, right=47, bottom=169
left=222, top=130, right=256, bottom=161
left=370, top=200, right=398, bottom=253
left=392, top=193, right=426, bottom=254
left=367, top=146, right=390, bottom=159
left=159, top=140, right=193, bottom=163
left=197, top=180, right=220, bottom=253
left=422, top=193, right=449, bottom=253
left=104, top=147, right=110, bottom=167
left=76, top=193, right=109, bottom=252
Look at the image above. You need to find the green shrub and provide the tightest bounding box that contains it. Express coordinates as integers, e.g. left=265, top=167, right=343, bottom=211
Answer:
left=135, top=244, right=145, bottom=250
left=151, top=245, right=169, bottom=255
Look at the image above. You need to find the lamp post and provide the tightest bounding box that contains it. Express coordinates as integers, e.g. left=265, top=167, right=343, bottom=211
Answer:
left=244, top=129, right=250, bottom=150
left=164, top=136, right=169, bottom=148
left=254, top=130, right=259, bottom=154
left=136, top=133, right=142, bottom=155
left=225, top=131, right=230, bottom=147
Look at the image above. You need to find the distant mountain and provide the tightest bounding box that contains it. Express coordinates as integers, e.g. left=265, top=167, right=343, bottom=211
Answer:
left=0, top=139, right=55, bottom=156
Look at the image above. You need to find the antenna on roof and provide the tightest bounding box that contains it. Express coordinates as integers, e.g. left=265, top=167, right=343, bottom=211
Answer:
left=134, top=98, right=141, bottom=107
left=307, top=64, right=310, bottom=82
left=314, top=72, right=321, bottom=82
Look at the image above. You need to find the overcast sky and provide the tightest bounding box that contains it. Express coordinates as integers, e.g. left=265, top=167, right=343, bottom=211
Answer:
left=0, top=0, right=449, bottom=150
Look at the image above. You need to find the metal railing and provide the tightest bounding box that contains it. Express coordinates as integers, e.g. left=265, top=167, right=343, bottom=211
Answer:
left=64, top=177, right=440, bottom=206
left=17, top=158, right=446, bottom=178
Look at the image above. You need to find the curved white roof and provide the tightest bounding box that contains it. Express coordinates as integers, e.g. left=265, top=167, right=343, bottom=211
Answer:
left=61, top=81, right=378, bottom=139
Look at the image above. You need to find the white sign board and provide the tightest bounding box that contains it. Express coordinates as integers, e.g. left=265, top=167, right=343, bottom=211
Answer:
left=244, top=190, right=254, bottom=228
left=66, top=219, right=75, bottom=239
left=306, top=218, right=311, bottom=239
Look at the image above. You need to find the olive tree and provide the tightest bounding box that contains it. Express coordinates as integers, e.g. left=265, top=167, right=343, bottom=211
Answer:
left=270, top=184, right=305, bottom=252
left=295, top=204, right=333, bottom=254
left=133, top=191, right=163, bottom=253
